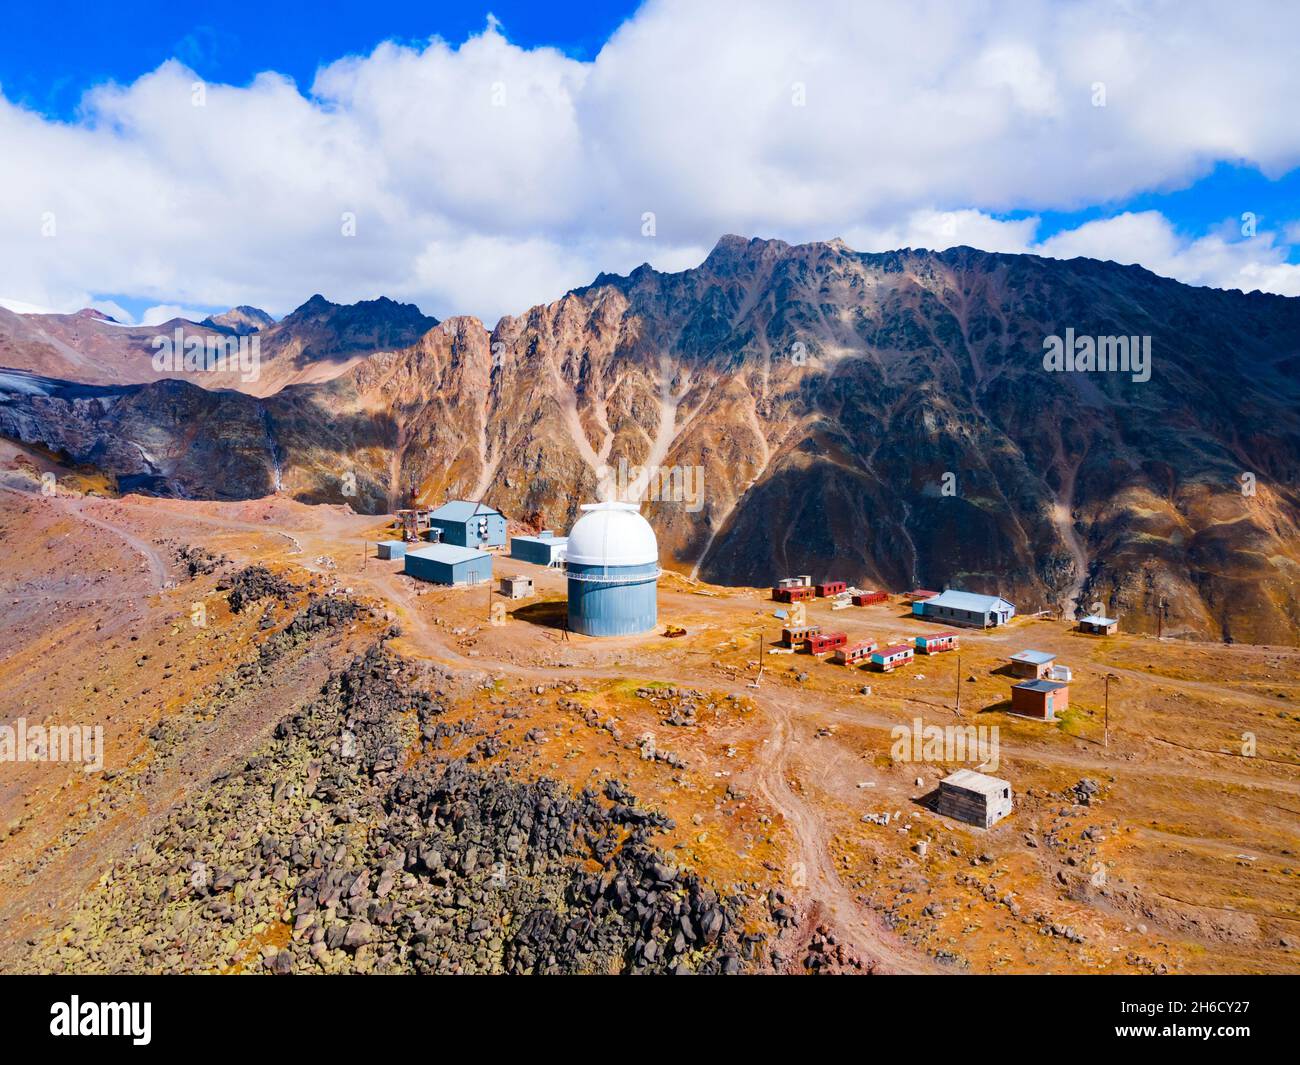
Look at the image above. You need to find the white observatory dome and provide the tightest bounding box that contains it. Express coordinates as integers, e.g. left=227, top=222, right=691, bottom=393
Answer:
left=564, top=502, right=659, bottom=567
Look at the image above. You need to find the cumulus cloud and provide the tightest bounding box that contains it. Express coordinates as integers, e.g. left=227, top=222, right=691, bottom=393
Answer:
left=844, top=207, right=1300, bottom=297
left=1, top=0, right=1298, bottom=323
left=136, top=303, right=214, bottom=326
left=1037, top=212, right=1300, bottom=296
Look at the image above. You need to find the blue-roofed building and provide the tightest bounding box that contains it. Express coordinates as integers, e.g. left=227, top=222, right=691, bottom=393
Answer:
left=1008, top=649, right=1056, bottom=679
left=510, top=532, right=568, bottom=566
left=1011, top=678, right=1070, bottom=719
left=403, top=543, right=492, bottom=585
left=1077, top=613, right=1118, bottom=635
left=426, top=500, right=507, bottom=549
left=376, top=540, right=408, bottom=560
left=913, top=589, right=1016, bottom=628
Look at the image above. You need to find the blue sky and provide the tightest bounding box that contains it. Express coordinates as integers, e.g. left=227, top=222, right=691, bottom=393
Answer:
left=1, top=1, right=1298, bottom=324
left=0, top=1, right=640, bottom=116
left=1029, top=164, right=1300, bottom=250
left=0, top=0, right=641, bottom=323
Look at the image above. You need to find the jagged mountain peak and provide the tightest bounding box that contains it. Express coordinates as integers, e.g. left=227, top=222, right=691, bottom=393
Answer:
left=3, top=242, right=1299, bottom=645
left=202, top=306, right=275, bottom=334
left=76, top=307, right=120, bottom=323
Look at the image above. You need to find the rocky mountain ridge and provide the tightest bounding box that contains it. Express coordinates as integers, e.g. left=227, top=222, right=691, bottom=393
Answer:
left=0, top=294, right=437, bottom=397
left=2, top=236, right=1298, bottom=643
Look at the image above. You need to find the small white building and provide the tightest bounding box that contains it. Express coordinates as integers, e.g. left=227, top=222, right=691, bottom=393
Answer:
left=499, top=574, right=534, bottom=599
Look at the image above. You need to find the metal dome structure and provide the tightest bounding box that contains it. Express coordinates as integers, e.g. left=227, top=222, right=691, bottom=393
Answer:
left=564, top=501, right=660, bottom=636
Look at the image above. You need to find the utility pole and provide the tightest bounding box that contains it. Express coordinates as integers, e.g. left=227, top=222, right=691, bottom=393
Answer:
left=757, top=633, right=765, bottom=684
left=955, top=652, right=962, bottom=715
left=1104, top=673, right=1114, bottom=747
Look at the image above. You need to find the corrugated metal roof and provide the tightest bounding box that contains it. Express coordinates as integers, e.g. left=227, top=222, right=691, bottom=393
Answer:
left=405, top=543, right=491, bottom=565
left=428, top=500, right=503, bottom=522
left=1011, top=649, right=1056, bottom=665
left=919, top=631, right=958, bottom=640
left=1014, top=679, right=1068, bottom=693
left=512, top=534, right=567, bottom=547
left=922, top=589, right=1015, bottom=612
left=876, top=643, right=912, bottom=656
left=1079, top=614, right=1117, bottom=625
left=942, top=769, right=1010, bottom=794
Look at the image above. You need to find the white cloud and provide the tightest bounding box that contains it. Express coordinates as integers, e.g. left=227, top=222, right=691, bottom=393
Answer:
left=0, top=296, right=58, bottom=315
left=137, top=303, right=211, bottom=326
left=90, top=300, right=136, bottom=324
left=1, top=0, right=1299, bottom=323
left=844, top=210, right=1039, bottom=256
left=1037, top=211, right=1300, bottom=296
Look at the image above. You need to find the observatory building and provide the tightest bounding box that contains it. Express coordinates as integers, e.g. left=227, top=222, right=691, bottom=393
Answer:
left=564, top=501, right=660, bottom=636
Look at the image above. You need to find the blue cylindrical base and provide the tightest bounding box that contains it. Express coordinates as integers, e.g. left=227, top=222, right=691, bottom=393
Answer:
left=566, top=561, right=658, bottom=636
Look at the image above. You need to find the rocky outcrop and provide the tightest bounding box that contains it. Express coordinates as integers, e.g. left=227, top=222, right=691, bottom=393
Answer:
left=25, top=646, right=752, bottom=975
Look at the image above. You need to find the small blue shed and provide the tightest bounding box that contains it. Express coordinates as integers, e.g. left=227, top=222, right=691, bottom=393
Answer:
left=377, top=540, right=407, bottom=560
left=511, top=533, right=568, bottom=566
left=403, top=543, right=492, bottom=585
left=426, top=500, right=507, bottom=549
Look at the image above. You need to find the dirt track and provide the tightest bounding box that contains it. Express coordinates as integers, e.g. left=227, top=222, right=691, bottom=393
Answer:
left=3, top=478, right=1297, bottom=974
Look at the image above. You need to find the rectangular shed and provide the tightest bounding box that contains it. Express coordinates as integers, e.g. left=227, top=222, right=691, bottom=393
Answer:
left=914, top=590, right=1016, bottom=628
left=936, top=769, right=1013, bottom=829
left=774, top=586, right=815, bottom=603
left=1078, top=614, right=1118, bottom=635
left=510, top=534, right=568, bottom=566
left=376, top=540, right=408, bottom=560
left=870, top=644, right=914, bottom=672
left=815, top=580, right=847, bottom=597
left=1011, top=679, right=1069, bottom=719
left=915, top=631, right=959, bottom=654
left=807, top=631, right=848, bottom=655
left=499, top=575, right=534, bottom=599
left=852, top=591, right=888, bottom=606
left=1008, top=650, right=1056, bottom=679
left=404, top=543, right=492, bottom=586
left=781, top=624, right=821, bottom=647
left=426, top=500, right=507, bottom=549
left=832, top=639, right=877, bottom=665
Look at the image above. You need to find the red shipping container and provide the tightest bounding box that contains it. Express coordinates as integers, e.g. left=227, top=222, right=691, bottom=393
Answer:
left=852, top=591, right=888, bottom=606
left=807, top=632, right=848, bottom=655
